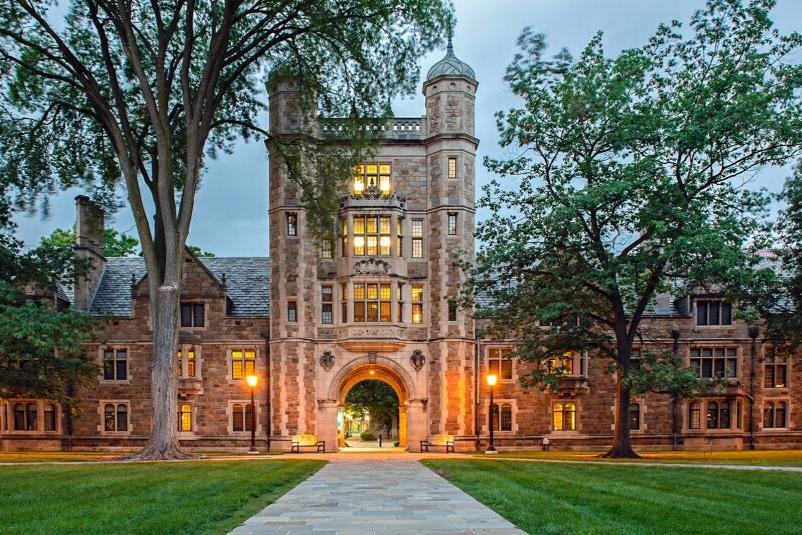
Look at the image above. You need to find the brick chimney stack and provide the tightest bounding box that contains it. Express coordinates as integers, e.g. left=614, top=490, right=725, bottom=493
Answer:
left=73, top=195, right=106, bottom=311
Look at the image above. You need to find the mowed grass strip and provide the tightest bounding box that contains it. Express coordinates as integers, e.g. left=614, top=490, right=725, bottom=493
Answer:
left=423, top=459, right=802, bottom=535
left=484, top=449, right=802, bottom=467
left=0, top=459, right=324, bottom=535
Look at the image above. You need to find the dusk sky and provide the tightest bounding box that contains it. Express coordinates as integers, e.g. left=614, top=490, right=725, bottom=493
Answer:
left=14, top=0, right=802, bottom=257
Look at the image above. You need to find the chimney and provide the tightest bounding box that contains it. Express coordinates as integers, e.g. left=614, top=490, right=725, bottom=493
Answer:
left=73, top=195, right=106, bottom=311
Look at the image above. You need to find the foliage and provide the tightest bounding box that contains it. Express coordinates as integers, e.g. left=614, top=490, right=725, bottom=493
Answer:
left=187, top=244, right=215, bottom=258
left=465, top=0, right=802, bottom=456
left=359, top=431, right=376, bottom=441
left=345, top=380, right=399, bottom=435
left=0, top=460, right=324, bottom=535
left=423, top=460, right=802, bottom=535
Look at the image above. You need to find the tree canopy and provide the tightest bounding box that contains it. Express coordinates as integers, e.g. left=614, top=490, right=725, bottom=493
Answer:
left=465, top=0, right=802, bottom=457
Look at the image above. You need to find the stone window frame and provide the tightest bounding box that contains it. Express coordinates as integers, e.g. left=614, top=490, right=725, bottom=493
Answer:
left=98, top=400, right=132, bottom=435
left=227, top=400, right=260, bottom=435
left=447, top=212, right=458, bottom=235
left=611, top=398, right=647, bottom=434
left=3, top=400, right=61, bottom=435
left=763, top=399, right=790, bottom=430
left=694, top=298, right=733, bottom=327
left=410, top=219, right=425, bottom=259
left=447, top=155, right=458, bottom=179
left=286, top=212, right=298, bottom=236
left=287, top=300, right=298, bottom=323
left=179, top=301, right=207, bottom=330
left=486, top=346, right=514, bottom=383
left=484, top=398, right=517, bottom=434
left=177, top=344, right=202, bottom=379
left=689, top=345, right=738, bottom=380
left=227, top=347, right=259, bottom=382
left=98, top=346, right=131, bottom=384
left=411, top=283, right=424, bottom=325
left=320, top=285, right=334, bottom=324
left=353, top=162, right=392, bottom=195
left=763, top=349, right=790, bottom=389
left=551, top=399, right=579, bottom=433
left=177, top=402, right=196, bottom=435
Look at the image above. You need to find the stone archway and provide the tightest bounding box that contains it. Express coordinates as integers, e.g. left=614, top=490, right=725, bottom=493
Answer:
left=318, top=355, right=425, bottom=452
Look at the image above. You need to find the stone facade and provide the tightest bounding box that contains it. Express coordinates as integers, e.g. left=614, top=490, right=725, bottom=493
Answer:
left=2, top=45, right=801, bottom=453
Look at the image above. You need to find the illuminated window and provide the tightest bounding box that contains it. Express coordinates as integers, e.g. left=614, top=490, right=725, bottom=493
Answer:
left=321, top=239, right=333, bottom=259
left=765, top=354, right=788, bottom=388
left=447, top=213, right=457, bottom=235
left=341, top=283, right=348, bottom=323
left=552, top=402, right=576, bottom=431
left=44, top=403, right=57, bottom=432
left=321, top=286, right=333, bottom=324
left=690, top=347, right=737, bottom=379
left=232, top=403, right=254, bottom=432
left=104, top=403, right=128, bottom=432
left=411, top=219, right=423, bottom=258
left=180, top=302, right=205, bottom=328
left=353, top=215, right=391, bottom=257
left=177, top=347, right=197, bottom=378
left=178, top=404, right=192, bottom=432
left=488, top=348, right=512, bottom=380
left=354, top=163, right=391, bottom=195
left=287, top=213, right=298, bottom=236
left=287, top=301, right=297, bottom=322
left=340, top=218, right=348, bottom=257
left=764, top=400, right=787, bottom=429
left=103, top=348, right=128, bottom=381
left=232, top=349, right=256, bottom=380
left=549, top=353, right=574, bottom=376
left=688, top=402, right=701, bottom=429
left=696, top=299, right=732, bottom=325
left=397, top=283, right=405, bottom=322
left=353, top=283, right=392, bottom=322
left=448, top=157, right=457, bottom=179
left=629, top=403, right=640, bottom=430
left=411, top=285, right=424, bottom=324
left=491, top=403, right=513, bottom=432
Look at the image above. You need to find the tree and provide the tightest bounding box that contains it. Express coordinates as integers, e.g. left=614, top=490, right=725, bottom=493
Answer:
left=39, top=227, right=139, bottom=260
left=187, top=244, right=214, bottom=258
left=345, top=380, right=399, bottom=436
left=466, top=0, right=802, bottom=457
left=0, top=0, right=451, bottom=458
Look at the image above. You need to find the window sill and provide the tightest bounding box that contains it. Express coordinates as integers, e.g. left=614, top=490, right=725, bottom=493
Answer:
left=100, top=379, right=131, bottom=385
left=101, top=431, right=132, bottom=436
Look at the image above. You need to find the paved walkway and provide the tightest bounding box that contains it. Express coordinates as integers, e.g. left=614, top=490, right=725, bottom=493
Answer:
left=228, top=460, right=526, bottom=535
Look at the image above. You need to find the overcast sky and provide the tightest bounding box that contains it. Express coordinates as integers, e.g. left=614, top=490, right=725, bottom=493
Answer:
left=14, top=0, right=802, bottom=257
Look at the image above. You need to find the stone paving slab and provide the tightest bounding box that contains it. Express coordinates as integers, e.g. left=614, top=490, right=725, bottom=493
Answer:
left=228, top=461, right=526, bottom=535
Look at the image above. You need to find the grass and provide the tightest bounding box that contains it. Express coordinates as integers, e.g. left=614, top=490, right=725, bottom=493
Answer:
left=0, top=451, right=131, bottom=463
left=0, top=459, right=324, bottom=534
left=423, top=459, right=802, bottom=535
left=480, top=449, right=802, bottom=467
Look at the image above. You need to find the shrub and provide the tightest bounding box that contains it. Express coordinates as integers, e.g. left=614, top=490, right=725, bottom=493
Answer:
left=360, top=431, right=376, bottom=441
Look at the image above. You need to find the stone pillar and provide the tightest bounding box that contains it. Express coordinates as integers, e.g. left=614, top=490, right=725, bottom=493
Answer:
left=398, top=406, right=408, bottom=448
left=406, top=399, right=427, bottom=452
left=317, top=399, right=339, bottom=452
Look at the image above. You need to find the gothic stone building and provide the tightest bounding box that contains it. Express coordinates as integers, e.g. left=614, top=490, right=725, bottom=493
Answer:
left=1, top=44, right=800, bottom=452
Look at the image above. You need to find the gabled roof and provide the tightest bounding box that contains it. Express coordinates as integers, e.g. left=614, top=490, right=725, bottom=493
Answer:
left=87, top=256, right=270, bottom=318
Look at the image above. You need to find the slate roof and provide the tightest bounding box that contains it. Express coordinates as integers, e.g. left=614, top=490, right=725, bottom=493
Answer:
left=87, top=256, right=270, bottom=318
left=426, top=38, right=476, bottom=81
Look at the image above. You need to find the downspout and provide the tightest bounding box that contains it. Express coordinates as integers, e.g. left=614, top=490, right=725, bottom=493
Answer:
left=748, top=326, right=759, bottom=450
left=65, top=382, right=75, bottom=451
left=670, top=329, right=680, bottom=451
left=261, top=332, right=271, bottom=452
left=475, top=328, right=481, bottom=451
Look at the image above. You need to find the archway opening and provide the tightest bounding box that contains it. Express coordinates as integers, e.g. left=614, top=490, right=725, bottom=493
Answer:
left=342, top=380, right=400, bottom=448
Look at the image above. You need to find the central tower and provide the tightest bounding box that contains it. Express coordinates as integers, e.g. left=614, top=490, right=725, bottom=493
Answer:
left=267, top=39, right=478, bottom=451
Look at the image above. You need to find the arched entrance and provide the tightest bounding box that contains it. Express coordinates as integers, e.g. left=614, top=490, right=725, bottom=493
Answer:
left=339, top=378, right=405, bottom=449
left=320, top=355, right=426, bottom=452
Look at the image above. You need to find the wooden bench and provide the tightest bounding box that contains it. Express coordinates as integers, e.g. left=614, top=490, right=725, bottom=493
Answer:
left=290, top=434, right=325, bottom=453
left=421, top=434, right=455, bottom=453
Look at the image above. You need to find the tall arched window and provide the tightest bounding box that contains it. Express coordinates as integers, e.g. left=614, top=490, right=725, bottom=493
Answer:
left=490, top=403, right=500, bottom=431
left=104, top=404, right=116, bottom=431
left=116, top=404, right=128, bottom=431
left=233, top=403, right=244, bottom=432
left=720, top=401, right=731, bottom=429
left=688, top=402, right=701, bottom=429
left=13, top=403, right=25, bottom=431
left=25, top=403, right=37, bottom=431
left=629, top=403, right=641, bottom=431
left=244, top=403, right=254, bottom=432
left=500, top=404, right=513, bottom=432
left=764, top=401, right=788, bottom=429
left=707, top=401, right=719, bottom=429
left=178, top=404, right=192, bottom=432
left=553, top=402, right=576, bottom=431
left=44, top=403, right=57, bottom=432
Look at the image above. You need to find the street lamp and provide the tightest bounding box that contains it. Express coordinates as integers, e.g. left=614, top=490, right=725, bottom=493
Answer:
left=486, top=374, right=498, bottom=454
left=246, top=374, right=258, bottom=453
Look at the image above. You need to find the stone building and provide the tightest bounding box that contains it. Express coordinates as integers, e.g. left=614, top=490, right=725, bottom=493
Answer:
left=1, top=42, right=800, bottom=452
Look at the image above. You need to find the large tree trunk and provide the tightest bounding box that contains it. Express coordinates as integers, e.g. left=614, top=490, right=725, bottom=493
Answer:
left=128, top=283, right=194, bottom=460
left=603, top=331, right=639, bottom=458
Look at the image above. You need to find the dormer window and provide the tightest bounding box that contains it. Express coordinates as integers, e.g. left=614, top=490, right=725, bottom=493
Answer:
left=180, top=303, right=205, bottom=328
left=354, top=163, right=391, bottom=195
left=696, top=299, right=732, bottom=326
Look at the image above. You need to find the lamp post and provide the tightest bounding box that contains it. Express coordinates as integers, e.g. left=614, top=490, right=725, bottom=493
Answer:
left=486, top=374, right=498, bottom=454
left=246, top=374, right=258, bottom=453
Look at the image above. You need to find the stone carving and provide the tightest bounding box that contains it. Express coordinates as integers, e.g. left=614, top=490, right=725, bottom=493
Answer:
left=353, top=258, right=390, bottom=275
left=410, top=349, right=426, bottom=371
left=319, top=351, right=335, bottom=371
left=367, top=352, right=378, bottom=365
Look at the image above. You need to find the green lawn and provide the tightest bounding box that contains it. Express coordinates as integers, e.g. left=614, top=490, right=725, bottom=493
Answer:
left=423, top=459, right=802, bottom=535
left=481, top=449, right=802, bottom=467
left=0, top=459, right=324, bottom=535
